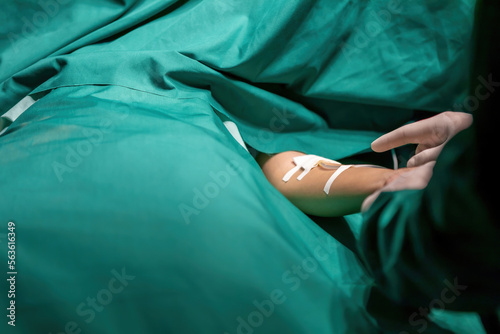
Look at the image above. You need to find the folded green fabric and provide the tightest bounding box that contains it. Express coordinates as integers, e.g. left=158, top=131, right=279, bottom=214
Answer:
left=0, top=1, right=484, bottom=333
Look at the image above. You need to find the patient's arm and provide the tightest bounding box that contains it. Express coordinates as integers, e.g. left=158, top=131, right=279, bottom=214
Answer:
left=257, top=151, right=411, bottom=217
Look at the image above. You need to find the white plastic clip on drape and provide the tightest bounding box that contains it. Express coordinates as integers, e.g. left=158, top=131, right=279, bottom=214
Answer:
left=282, top=154, right=383, bottom=195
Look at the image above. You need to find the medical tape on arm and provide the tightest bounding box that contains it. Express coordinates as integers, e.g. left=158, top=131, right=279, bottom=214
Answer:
left=282, top=154, right=383, bottom=195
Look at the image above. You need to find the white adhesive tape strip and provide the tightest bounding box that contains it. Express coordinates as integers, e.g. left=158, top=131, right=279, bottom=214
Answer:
left=323, top=164, right=353, bottom=195
left=282, top=154, right=386, bottom=195
left=282, top=154, right=341, bottom=185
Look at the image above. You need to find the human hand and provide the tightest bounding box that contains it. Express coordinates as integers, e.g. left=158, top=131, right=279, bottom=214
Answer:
left=361, top=111, right=472, bottom=212
left=361, top=161, right=435, bottom=211
left=371, top=111, right=473, bottom=167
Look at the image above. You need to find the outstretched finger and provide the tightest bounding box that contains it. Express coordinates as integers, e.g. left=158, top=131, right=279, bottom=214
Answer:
left=371, top=117, right=442, bottom=152
left=407, top=144, right=444, bottom=167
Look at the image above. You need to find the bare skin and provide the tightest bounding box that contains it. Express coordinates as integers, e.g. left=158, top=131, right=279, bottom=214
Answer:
left=257, top=151, right=413, bottom=217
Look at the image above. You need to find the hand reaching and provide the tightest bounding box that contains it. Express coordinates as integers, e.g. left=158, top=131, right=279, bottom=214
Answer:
left=371, top=111, right=473, bottom=167
left=362, top=111, right=473, bottom=211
